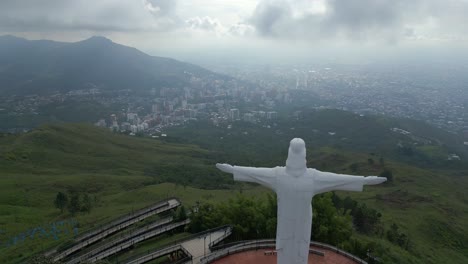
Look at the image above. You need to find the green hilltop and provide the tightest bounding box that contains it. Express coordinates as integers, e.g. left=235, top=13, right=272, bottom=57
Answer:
left=0, top=124, right=231, bottom=187
left=0, top=117, right=466, bottom=263
left=0, top=124, right=237, bottom=263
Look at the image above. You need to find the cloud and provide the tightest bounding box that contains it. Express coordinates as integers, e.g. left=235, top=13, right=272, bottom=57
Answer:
left=1, top=0, right=467, bottom=47
left=248, top=0, right=468, bottom=42
left=0, top=0, right=181, bottom=33
left=186, top=16, right=224, bottom=32
left=144, top=0, right=177, bottom=16
left=228, top=23, right=256, bottom=37
left=185, top=16, right=256, bottom=38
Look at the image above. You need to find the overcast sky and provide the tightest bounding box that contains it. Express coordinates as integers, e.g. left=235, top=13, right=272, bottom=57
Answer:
left=1, top=0, right=468, bottom=64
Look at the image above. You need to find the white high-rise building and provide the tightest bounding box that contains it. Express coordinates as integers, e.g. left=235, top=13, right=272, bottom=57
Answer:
left=267, top=111, right=278, bottom=120
left=229, top=108, right=240, bottom=120
left=243, top=113, right=256, bottom=123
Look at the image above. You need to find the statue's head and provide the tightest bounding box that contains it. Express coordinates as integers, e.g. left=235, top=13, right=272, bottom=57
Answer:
left=286, top=138, right=307, bottom=176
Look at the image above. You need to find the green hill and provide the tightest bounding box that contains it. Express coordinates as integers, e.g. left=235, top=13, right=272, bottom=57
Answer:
left=0, top=124, right=238, bottom=263
left=165, top=109, right=468, bottom=263
left=166, top=109, right=468, bottom=169
left=0, top=123, right=238, bottom=188
left=0, top=121, right=467, bottom=263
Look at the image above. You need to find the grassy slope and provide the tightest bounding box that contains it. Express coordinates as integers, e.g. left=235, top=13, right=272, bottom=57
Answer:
left=317, top=149, right=468, bottom=264
left=0, top=121, right=466, bottom=263
left=165, top=110, right=468, bottom=264
left=0, top=124, right=250, bottom=263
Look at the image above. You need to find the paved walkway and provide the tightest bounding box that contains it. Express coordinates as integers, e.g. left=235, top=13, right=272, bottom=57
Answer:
left=181, top=229, right=231, bottom=263
left=124, top=226, right=232, bottom=264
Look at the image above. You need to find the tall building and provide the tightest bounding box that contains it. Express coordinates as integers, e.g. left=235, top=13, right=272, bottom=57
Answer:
left=229, top=109, right=240, bottom=120
left=152, top=104, right=158, bottom=113
left=243, top=113, right=256, bottom=123
left=94, top=119, right=107, bottom=128
left=267, top=111, right=278, bottom=120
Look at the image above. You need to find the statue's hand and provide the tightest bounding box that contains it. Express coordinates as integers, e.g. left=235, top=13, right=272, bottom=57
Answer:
left=364, top=176, right=387, bottom=185
left=216, top=163, right=234, bottom=174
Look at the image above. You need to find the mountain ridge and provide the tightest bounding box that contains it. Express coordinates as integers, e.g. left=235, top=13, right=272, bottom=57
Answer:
left=0, top=35, right=225, bottom=95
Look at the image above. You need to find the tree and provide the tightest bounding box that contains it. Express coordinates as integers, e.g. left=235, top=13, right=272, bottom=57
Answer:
left=68, top=193, right=81, bottom=216
left=386, top=223, right=409, bottom=249
left=353, top=204, right=381, bottom=234
left=379, top=157, right=385, bottom=166
left=349, top=163, right=358, bottom=172
left=379, top=169, right=394, bottom=183
left=54, top=192, right=68, bottom=213
left=81, top=193, right=92, bottom=213
left=312, top=193, right=353, bottom=245
left=175, top=206, right=187, bottom=221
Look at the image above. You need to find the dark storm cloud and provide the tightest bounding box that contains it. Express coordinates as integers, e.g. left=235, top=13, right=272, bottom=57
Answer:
left=249, top=0, right=468, bottom=41
left=325, top=0, right=409, bottom=30
left=250, top=1, right=291, bottom=36
left=0, top=0, right=180, bottom=33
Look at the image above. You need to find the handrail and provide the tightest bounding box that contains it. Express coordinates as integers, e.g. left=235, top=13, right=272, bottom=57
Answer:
left=208, top=226, right=233, bottom=248
left=210, top=238, right=273, bottom=251
left=51, top=198, right=180, bottom=261
left=66, top=217, right=174, bottom=264
left=200, top=240, right=368, bottom=264
left=311, top=241, right=367, bottom=264
left=123, top=225, right=233, bottom=264
left=75, top=197, right=179, bottom=242
left=44, top=197, right=179, bottom=257
left=167, top=225, right=233, bottom=249
left=126, top=244, right=192, bottom=264
left=88, top=219, right=191, bottom=262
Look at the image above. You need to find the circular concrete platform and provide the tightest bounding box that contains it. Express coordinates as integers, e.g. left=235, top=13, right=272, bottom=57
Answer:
left=210, top=246, right=362, bottom=264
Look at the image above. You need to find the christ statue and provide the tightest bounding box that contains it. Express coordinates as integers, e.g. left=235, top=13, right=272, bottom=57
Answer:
left=216, top=138, right=386, bottom=264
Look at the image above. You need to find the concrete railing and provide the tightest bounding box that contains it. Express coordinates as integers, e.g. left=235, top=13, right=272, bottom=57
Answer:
left=74, top=198, right=178, bottom=242
left=126, top=244, right=193, bottom=264
left=208, top=226, right=233, bottom=249
left=52, top=198, right=180, bottom=261
left=311, top=241, right=367, bottom=264
left=87, top=219, right=191, bottom=262
left=200, top=239, right=368, bottom=264
left=67, top=217, right=174, bottom=264
left=124, top=225, right=233, bottom=264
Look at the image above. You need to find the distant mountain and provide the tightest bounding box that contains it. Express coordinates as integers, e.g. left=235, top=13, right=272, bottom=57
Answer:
left=0, top=35, right=225, bottom=95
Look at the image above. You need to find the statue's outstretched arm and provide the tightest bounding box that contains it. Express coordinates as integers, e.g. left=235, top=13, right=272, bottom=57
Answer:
left=312, top=170, right=386, bottom=195
left=216, top=163, right=276, bottom=190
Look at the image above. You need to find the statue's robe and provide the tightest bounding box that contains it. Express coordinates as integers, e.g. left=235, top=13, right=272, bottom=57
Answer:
left=233, top=166, right=365, bottom=264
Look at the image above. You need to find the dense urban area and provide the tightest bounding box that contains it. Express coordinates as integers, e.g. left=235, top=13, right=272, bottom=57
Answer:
left=2, top=64, right=467, bottom=145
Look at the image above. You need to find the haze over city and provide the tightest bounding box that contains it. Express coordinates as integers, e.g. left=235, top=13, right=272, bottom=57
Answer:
left=2, top=0, right=468, bottom=63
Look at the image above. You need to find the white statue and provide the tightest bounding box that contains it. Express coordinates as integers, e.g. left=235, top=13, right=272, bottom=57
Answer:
left=216, top=138, right=386, bottom=264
